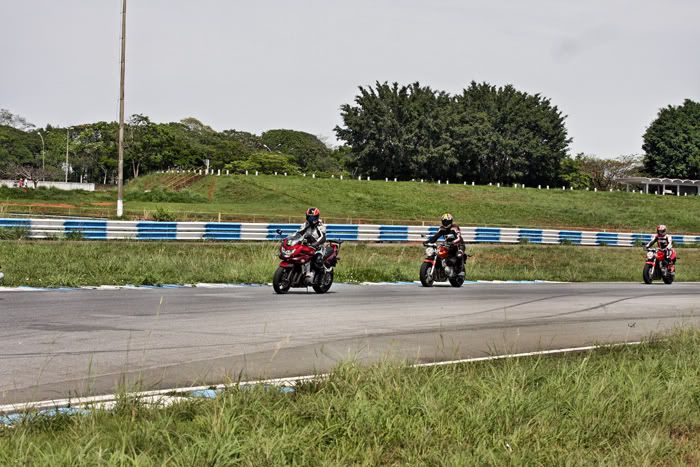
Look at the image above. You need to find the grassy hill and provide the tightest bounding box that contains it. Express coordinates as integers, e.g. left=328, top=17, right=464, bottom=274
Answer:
left=1, top=173, right=699, bottom=233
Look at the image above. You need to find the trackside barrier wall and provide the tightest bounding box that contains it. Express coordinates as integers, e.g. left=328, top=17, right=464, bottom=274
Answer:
left=1, top=218, right=699, bottom=247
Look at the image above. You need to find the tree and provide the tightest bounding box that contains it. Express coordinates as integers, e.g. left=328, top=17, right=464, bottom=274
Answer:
left=451, top=82, right=570, bottom=185
left=261, top=129, right=340, bottom=173
left=643, top=99, right=700, bottom=179
left=0, top=109, right=35, bottom=131
left=335, top=82, right=454, bottom=180
left=335, top=81, right=570, bottom=184
left=562, top=153, right=642, bottom=190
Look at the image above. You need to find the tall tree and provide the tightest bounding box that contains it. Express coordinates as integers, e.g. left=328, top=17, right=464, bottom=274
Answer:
left=335, top=82, right=453, bottom=180
left=643, top=99, right=700, bottom=179
left=451, top=82, right=570, bottom=185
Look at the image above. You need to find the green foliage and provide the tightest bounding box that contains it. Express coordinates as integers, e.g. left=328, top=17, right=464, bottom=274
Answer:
left=0, top=227, right=30, bottom=240
left=335, top=81, right=571, bottom=185
left=225, top=151, right=301, bottom=175
left=643, top=99, right=700, bottom=178
left=261, top=129, right=340, bottom=173
left=151, top=207, right=176, bottom=222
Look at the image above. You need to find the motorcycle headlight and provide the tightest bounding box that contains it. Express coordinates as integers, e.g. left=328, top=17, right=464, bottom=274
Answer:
left=646, top=251, right=654, bottom=259
left=282, top=249, right=294, bottom=256
left=425, top=247, right=435, bottom=256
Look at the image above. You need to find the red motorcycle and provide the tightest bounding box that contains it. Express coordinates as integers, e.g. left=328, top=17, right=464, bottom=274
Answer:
left=419, top=236, right=469, bottom=288
left=272, top=229, right=341, bottom=294
left=643, top=248, right=676, bottom=284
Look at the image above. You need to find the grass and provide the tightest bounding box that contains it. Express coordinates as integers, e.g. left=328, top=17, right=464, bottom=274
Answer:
left=1, top=241, right=699, bottom=287
left=1, top=173, right=699, bottom=232
left=1, top=329, right=699, bottom=465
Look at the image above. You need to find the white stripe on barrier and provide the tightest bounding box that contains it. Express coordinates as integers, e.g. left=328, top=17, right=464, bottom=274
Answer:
left=0, top=218, right=698, bottom=247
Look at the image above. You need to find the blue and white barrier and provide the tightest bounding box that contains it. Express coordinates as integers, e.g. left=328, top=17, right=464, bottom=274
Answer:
left=1, top=218, right=699, bottom=247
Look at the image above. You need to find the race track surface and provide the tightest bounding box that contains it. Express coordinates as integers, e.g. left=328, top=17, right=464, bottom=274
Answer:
left=1, top=282, right=699, bottom=404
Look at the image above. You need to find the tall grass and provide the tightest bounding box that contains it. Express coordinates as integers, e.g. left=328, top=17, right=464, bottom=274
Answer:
left=1, top=330, right=699, bottom=464
left=0, top=241, right=699, bottom=287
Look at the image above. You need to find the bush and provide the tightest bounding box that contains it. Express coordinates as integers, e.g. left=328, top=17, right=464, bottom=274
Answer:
left=0, top=227, right=30, bottom=240
left=151, top=207, right=176, bottom=222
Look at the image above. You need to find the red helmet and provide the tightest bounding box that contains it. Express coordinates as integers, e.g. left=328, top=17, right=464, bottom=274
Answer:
left=656, top=224, right=667, bottom=235
left=306, top=207, right=320, bottom=225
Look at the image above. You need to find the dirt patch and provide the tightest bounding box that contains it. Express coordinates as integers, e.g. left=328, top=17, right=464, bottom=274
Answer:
left=91, top=202, right=114, bottom=206
left=207, top=177, right=217, bottom=201
left=1, top=202, right=76, bottom=209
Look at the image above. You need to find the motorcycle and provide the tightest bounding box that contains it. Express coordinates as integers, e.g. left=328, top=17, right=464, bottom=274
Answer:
left=272, top=229, right=342, bottom=294
left=419, top=236, right=469, bottom=287
left=642, top=248, right=676, bottom=285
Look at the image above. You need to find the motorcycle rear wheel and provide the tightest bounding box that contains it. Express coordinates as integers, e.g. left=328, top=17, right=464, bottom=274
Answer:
left=662, top=273, right=674, bottom=285
left=273, top=267, right=292, bottom=294
left=642, top=264, right=653, bottom=285
left=313, top=271, right=334, bottom=293
left=420, top=262, right=435, bottom=287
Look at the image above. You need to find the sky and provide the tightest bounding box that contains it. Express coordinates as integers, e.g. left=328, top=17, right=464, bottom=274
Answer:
left=1, top=0, right=699, bottom=157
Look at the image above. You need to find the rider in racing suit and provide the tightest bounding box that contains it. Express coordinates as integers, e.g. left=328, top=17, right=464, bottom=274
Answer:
left=295, top=207, right=327, bottom=282
left=424, top=213, right=465, bottom=276
left=645, top=224, right=676, bottom=269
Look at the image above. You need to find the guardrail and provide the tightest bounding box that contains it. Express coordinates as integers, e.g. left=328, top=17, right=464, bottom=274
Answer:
left=2, top=218, right=699, bottom=247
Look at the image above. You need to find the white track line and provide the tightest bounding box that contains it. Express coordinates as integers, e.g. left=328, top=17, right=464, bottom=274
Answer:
left=0, top=340, right=642, bottom=417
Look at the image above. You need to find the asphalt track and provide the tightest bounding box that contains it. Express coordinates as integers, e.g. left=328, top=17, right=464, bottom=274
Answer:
left=1, top=282, right=699, bottom=404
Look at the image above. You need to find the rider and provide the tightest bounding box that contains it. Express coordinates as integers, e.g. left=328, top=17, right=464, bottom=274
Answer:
left=295, top=207, right=327, bottom=281
left=424, top=213, right=465, bottom=276
left=645, top=224, right=676, bottom=269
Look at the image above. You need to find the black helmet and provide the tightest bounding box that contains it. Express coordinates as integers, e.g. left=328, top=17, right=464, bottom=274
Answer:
left=441, top=213, right=454, bottom=228
left=306, top=207, right=320, bottom=225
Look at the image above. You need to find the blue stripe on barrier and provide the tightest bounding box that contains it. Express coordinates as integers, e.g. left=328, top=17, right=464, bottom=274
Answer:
left=64, top=220, right=107, bottom=239
left=559, top=231, right=582, bottom=244
left=596, top=232, right=618, bottom=246
left=204, top=222, right=241, bottom=240
left=632, top=233, right=653, bottom=245
left=475, top=227, right=501, bottom=243
left=674, top=236, right=684, bottom=245
left=379, top=225, right=408, bottom=241
left=137, top=222, right=177, bottom=240
left=0, top=219, right=30, bottom=227
left=518, top=229, right=543, bottom=243
left=267, top=224, right=296, bottom=240
left=327, top=224, right=359, bottom=241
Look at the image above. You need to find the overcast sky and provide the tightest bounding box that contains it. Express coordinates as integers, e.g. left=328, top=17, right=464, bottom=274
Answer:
left=1, top=0, right=698, bottom=156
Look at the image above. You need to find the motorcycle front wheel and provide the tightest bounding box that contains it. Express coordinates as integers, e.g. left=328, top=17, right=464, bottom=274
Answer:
left=420, top=262, right=435, bottom=287
left=273, top=267, right=292, bottom=294
left=642, top=264, right=653, bottom=284
left=313, top=270, right=334, bottom=294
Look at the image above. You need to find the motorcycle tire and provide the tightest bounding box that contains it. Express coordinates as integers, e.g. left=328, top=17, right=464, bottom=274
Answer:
left=273, top=267, right=292, bottom=294
left=642, top=264, right=653, bottom=285
left=420, top=262, right=435, bottom=287
left=313, top=271, right=334, bottom=294
left=448, top=275, right=464, bottom=288
left=662, top=273, right=674, bottom=285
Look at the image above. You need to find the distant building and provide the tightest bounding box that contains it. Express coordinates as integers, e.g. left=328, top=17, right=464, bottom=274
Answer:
left=615, top=177, right=700, bottom=196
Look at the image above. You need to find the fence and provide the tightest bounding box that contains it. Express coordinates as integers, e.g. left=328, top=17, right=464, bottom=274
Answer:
left=1, top=218, right=699, bottom=247
left=0, top=180, right=96, bottom=191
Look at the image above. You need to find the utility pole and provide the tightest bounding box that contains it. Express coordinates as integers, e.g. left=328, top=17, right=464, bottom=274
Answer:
left=117, top=0, right=127, bottom=217
left=65, top=128, right=69, bottom=183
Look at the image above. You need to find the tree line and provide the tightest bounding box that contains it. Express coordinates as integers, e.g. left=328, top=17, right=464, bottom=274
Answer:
left=0, top=112, right=346, bottom=184
left=335, top=81, right=699, bottom=184
left=1, top=84, right=697, bottom=187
